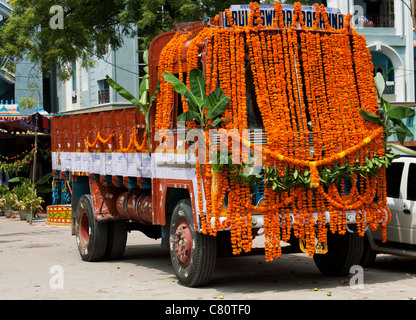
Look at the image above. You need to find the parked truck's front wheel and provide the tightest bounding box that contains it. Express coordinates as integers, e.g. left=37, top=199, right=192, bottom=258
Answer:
left=75, top=194, right=108, bottom=261
left=313, top=227, right=364, bottom=276
left=169, top=199, right=217, bottom=287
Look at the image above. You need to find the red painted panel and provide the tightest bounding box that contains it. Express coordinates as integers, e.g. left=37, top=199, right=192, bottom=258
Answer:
left=152, top=178, right=195, bottom=227
left=73, top=114, right=83, bottom=152
left=89, top=178, right=123, bottom=219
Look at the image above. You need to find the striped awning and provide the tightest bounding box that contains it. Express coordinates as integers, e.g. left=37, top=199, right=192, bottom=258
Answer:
left=0, top=112, right=51, bottom=134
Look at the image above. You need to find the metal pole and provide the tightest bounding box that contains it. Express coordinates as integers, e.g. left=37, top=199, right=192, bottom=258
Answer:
left=30, top=112, right=38, bottom=225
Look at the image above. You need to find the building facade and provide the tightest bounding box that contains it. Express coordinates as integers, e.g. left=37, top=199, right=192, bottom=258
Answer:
left=54, top=35, right=144, bottom=115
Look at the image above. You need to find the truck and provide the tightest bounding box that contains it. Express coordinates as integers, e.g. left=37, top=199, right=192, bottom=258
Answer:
left=51, top=2, right=391, bottom=287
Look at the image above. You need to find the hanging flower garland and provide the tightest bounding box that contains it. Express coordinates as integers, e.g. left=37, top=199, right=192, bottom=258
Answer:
left=85, top=130, right=114, bottom=148
left=0, top=148, right=35, bottom=175
left=156, top=1, right=389, bottom=260
left=119, top=127, right=147, bottom=153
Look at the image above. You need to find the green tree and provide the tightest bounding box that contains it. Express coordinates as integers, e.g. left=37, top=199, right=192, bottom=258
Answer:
left=0, top=0, right=250, bottom=78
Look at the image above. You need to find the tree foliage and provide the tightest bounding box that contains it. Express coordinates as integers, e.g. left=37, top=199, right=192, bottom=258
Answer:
left=0, top=0, right=250, bottom=78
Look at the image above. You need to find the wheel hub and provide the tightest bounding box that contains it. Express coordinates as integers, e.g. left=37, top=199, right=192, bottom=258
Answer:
left=174, top=220, right=192, bottom=267
left=79, top=211, right=90, bottom=246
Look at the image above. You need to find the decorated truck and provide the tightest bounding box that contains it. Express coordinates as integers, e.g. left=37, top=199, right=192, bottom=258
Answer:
left=51, top=2, right=392, bottom=287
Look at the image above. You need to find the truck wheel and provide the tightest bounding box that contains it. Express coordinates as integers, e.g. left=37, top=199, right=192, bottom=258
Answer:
left=104, top=220, right=128, bottom=260
left=360, top=235, right=377, bottom=267
left=169, top=199, right=217, bottom=287
left=75, top=194, right=108, bottom=261
left=313, top=227, right=364, bottom=276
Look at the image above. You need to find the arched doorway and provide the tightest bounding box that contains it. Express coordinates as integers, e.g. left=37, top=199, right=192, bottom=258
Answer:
left=367, top=43, right=406, bottom=102
left=371, top=51, right=395, bottom=96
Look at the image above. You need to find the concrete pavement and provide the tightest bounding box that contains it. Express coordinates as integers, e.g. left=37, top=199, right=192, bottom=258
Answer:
left=1, top=216, right=416, bottom=300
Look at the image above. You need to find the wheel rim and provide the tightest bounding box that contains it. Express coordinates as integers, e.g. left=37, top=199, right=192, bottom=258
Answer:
left=174, top=219, right=192, bottom=267
left=79, top=211, right=90, bottom=246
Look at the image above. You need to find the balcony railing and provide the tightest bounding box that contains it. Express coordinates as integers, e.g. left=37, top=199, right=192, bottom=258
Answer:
left=98, top=88, right=110, bottom=104
left=356, top=14, right=395, bottom=28
left=384, top=81, right=395, bottom=95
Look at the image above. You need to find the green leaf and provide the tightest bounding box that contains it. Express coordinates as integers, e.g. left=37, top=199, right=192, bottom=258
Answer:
left=106, top=75, right=141, bottom=107
left=390, top=118, right=414, bottom=139
left=293, top=170, right=298, bottom=179
left=386, top=106, right=415, bottom=120
left=205, top=88, right=222, bottom=110
left=139, top=77, right=149, bottom=97
left=359, top=109, right=381, bottom=124
left=139, top=79, right=148, bottom=106
left=37, top=186, right=52, bottom=194
left=380, top=97, right=392, bottom=112
left=207, top=117, right=223, bottom=128
left=35, top=173, right=53, bottom=186
left=374, top=72, right=385, bottom=98
left=394, top=125, right=408, bottom=145
left=184, top=90, right=200, bottom=113
left=149, top=75, right=161, bottom=106
left=8, top=177, right=31, bottom=184
left=207, top=118, right=231, bottom=128
left=143, top=50, right=149, bottom=66
left=177, top=110, right=200, bottom=122
left=189, top=69, right=206, bottom=106
left=163, top=71, right=200, bottom=108
left=206, top=89, right=231, bottom=120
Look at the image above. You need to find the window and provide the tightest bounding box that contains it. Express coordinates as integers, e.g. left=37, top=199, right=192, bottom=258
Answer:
left=386, top=162, right=404, bottom=198
left=245, top=61, right=263, bottom=129
left=358, top=0, right=395, bottom=28
left=71, top=60, right=77, bottom=103
left=71, top=60, right=77, bottom=92
left=407, top=163, right=416, bottom=201
left=98, top=79, right=110, bottom=104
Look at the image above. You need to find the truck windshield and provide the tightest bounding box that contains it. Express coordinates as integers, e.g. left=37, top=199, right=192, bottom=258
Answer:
left=246, top=60, right=263, bottom=129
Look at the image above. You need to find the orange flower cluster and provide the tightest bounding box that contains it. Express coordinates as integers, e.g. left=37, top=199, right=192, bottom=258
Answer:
left=156, top=2, right=389, bottom=261
left=155, top=32, right=192, bottom=131
left=85, top=131, right=114, bottom=148
left=119, top=128, right=147, bottom=153
left=84, top=128, right=147, bottom=152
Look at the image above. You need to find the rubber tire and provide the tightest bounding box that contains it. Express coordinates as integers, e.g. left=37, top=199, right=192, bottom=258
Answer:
left=169, top=199, right=217, bottom=287
left=313, top=227, right=364, bottom=276
left=75, top=194, right=108, bottom=261
left=360, top=235, right=377, bottom=267
left=104, top=220, right=128, bottom=260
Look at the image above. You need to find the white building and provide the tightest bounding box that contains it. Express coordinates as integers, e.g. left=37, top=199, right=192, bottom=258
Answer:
left=55, top=35, right=143, bottom=114
left=329, top=0, right=415, bottom=103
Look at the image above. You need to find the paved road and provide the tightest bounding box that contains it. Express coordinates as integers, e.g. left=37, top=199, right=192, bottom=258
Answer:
left=1, top=216, right=416, bottom=301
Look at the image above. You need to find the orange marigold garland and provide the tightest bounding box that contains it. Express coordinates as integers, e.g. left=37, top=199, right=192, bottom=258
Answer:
left=85, top=131, right=114, bottom=148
